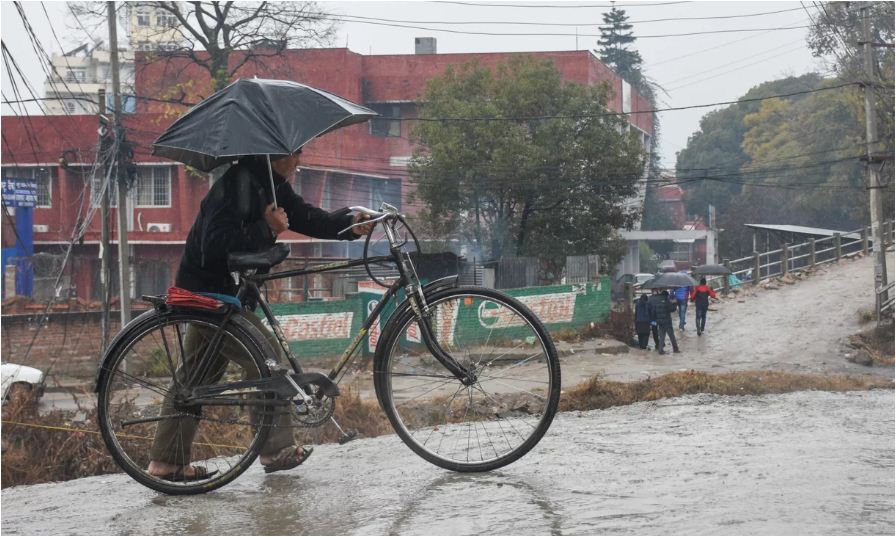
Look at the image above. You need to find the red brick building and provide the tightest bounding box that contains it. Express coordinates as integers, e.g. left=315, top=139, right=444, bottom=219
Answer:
left=2, top=46, right=652, bottom=302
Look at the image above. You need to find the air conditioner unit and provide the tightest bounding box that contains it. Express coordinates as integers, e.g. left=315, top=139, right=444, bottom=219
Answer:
left=33, top=224, right=49, bottom=233
left=146, top=223, right=171, bottom=232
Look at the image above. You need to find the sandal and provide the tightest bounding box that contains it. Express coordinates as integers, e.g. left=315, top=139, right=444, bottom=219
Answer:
left=155, top=465, right=217, bottom=482
left=263, top=445, right=313, bottom=474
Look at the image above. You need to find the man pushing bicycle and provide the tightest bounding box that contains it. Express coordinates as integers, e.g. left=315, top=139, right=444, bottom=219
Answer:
left=147, top=150, right=372, bottom=482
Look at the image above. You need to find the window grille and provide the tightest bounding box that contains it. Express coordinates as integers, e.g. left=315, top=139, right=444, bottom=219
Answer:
left=1, top=166, right=53, bottom=207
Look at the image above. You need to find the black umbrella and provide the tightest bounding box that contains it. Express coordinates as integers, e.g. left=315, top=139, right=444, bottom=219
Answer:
left=642, top=272, right=697, bottom=289
left=152, top=78, right=378, bottom=205
left=692, top=263, right=732, bottom=276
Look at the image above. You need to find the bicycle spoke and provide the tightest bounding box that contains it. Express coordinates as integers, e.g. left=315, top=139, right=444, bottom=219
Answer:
left=380, top=290, right=559, bottom=470
left=100, top=314, right=271, bottom=493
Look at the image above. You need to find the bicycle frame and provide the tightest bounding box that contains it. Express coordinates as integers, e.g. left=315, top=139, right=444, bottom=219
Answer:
left=239, top=254, right=402, bottom=381
left=187, top=212, right=475, bottom=409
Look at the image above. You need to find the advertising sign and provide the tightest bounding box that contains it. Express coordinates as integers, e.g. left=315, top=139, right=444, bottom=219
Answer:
left=1, top=179, right=37, bottom=208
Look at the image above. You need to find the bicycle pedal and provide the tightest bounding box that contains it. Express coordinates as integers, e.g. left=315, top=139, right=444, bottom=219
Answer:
left=338, top=429, right=359, bottom=445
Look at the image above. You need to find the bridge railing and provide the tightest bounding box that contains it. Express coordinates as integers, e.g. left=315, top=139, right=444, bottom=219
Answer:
left=711, top=220, right=894, bottom=293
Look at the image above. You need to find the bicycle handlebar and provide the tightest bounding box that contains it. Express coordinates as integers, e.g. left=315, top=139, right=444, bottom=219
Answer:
left=338, top=203, right=405, bottom=236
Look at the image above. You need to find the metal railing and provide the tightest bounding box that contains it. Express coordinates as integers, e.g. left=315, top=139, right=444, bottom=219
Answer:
left=877, top=280, right=894, bottom=324
left=714, top=220, right=895, bottom=292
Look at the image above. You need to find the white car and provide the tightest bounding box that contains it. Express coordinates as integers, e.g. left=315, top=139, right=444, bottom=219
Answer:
left=1, top=362, right=46, bottom=403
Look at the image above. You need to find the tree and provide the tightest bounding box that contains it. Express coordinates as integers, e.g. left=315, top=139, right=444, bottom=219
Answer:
left=676, top=74, right=825, bottom=221
left=807, top=1, right=894, bottom=80
left=72, top=1, right=337, bottom=92
left=806, top=1, right=894, bottom=203
left=596, top=5, right=643, bottom=85
left=409, top=56, right=646, bottom=270
left=675, top=72, right=893, bottom=259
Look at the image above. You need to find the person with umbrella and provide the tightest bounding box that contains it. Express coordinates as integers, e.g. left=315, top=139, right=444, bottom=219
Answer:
left=649, top=289, right=681, bottom=355
left=146, top=79, right=377, bottom=481
left=634, top=293, right=652, bottom=350
left=643, top=273, right=693, bottom=354
left=689, top=277, right=718, bottom=336
left=672, top=274, right=693, bottom=332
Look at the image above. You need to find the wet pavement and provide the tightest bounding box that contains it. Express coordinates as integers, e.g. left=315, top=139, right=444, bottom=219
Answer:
left=2, top=390, right=893, bottom=535
left=34, top=254, right=894, bottom=415
left=5, top=254, right=894, bottom=534
left=557, top=253, right=896, bottom=383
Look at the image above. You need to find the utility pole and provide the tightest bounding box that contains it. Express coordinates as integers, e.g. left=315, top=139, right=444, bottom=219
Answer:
left=859, top=2, right=889, bottom=306
left=98, top=88, right=112, bottom=350
left=107, top=1, right=131, bottom=325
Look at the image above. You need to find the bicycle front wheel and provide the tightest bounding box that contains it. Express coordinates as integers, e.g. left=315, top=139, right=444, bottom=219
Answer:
left=97, top=309, right=275, bottom=494
left=374, top=287, right=561, bottom=472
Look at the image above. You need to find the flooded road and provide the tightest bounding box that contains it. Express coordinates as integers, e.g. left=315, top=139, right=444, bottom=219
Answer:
left=3, top=390, right=892, bottom=535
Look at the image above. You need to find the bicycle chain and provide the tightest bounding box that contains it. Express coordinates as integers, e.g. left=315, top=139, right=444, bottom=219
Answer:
left=158, top=397, right=336, bottom=429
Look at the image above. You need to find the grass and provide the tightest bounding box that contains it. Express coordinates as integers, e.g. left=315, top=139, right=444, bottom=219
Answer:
left=848, top=321, right=896, bottom=366
left=559, top=370, right=894, bottom=412
left=2, top=370, right=892, bottom=488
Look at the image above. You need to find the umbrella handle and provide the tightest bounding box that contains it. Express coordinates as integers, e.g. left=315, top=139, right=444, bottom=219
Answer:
left=266, top=155, right=278, bottom=209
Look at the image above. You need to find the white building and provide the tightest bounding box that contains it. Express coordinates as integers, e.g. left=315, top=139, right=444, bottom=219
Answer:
left=43, top=44, right=135, bottom=114
left=42, top=4, right=183, bottom=114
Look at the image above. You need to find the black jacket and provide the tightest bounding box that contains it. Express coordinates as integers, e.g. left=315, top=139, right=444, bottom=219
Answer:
left=175, top=157, right=355, bottom=295
left=648, top=294, right=677, bottom=326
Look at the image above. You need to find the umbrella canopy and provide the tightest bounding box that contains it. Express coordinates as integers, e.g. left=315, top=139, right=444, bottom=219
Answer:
left=642, top=272, right=698, bottom=289
left=152, top=78, right=378, bottom=172
left=692, top=263, right=732, bottom=276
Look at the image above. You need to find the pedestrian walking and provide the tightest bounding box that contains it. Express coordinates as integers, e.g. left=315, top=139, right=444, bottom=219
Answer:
left=649, top=290, right=680, bottom=354
left=673, top=283, right=692, bottom=331
left=689, top=277, right=718, bottom=336
left=634, top=294, right=652, bottom=349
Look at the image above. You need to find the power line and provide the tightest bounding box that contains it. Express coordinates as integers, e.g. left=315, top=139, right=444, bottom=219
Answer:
left=314, top=13, right=811, bottom=38
left=402, top=82, right=857, bottom=122
left=14, top=2, right=80, bottom=120
left=651, top=16, right=811, bottom=67
left=40, top=1, right=95, bottom=110
left=667, top=43, right=811, bottom=91
left=430, top=1, right=693, bottom=8
left=319, top=6, right=807, bottom=27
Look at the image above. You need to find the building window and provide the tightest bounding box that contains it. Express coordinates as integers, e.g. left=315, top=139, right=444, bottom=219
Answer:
left=1, top=166, right=53, bottom=208
left=369, top=178, right=401, bottom=210
left=136, top=10, right=150, bottom=26
left=134, top=167, right=171, bottom=207
left=156, top=10, right=177, bottom=28
left=90, top=169, right=119, bottom=208
left=368, top=103, right=401, bottom=137
left=321, top=173, right=352, bottom=211
left=64, top=68, right=86, bottom=83
left=136, top=259, right=171, bottom=297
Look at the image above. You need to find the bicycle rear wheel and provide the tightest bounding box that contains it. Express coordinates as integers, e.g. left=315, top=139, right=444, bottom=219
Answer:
left=374, top=287, right=561, bottom=472
left=97, top=309, right=275, bottom=494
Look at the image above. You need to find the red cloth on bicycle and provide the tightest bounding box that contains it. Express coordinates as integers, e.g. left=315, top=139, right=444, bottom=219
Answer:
left=165, top=287, right=224, bottom=311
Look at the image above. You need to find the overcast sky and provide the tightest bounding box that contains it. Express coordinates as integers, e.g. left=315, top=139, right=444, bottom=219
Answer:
left=1, top=1, right=830, bottom=168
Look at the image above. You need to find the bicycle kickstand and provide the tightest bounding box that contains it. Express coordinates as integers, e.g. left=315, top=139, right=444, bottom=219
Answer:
left=330, top=416, right=359, bottom=445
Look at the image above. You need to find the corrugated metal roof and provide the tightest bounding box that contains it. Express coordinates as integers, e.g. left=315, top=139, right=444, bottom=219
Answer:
left=744, top=224, right=861, bottom=240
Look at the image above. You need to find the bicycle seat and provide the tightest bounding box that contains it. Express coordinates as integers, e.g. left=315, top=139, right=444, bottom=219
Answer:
left=228, top=243, right=290, bottom=271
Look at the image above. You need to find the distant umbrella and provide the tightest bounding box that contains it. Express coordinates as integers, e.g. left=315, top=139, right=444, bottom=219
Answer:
left=642, top=272, right=697, bottom=289
left=693, top=263, right=732, bottom=276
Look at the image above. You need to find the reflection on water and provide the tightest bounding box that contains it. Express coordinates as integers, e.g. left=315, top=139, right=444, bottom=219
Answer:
left=2, top=391, right=893, bottom=536
left=386, top=472, right=562, bottom=536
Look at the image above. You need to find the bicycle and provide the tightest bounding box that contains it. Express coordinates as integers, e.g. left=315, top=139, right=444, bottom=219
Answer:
left=96, top=204, right=561, bottom=494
